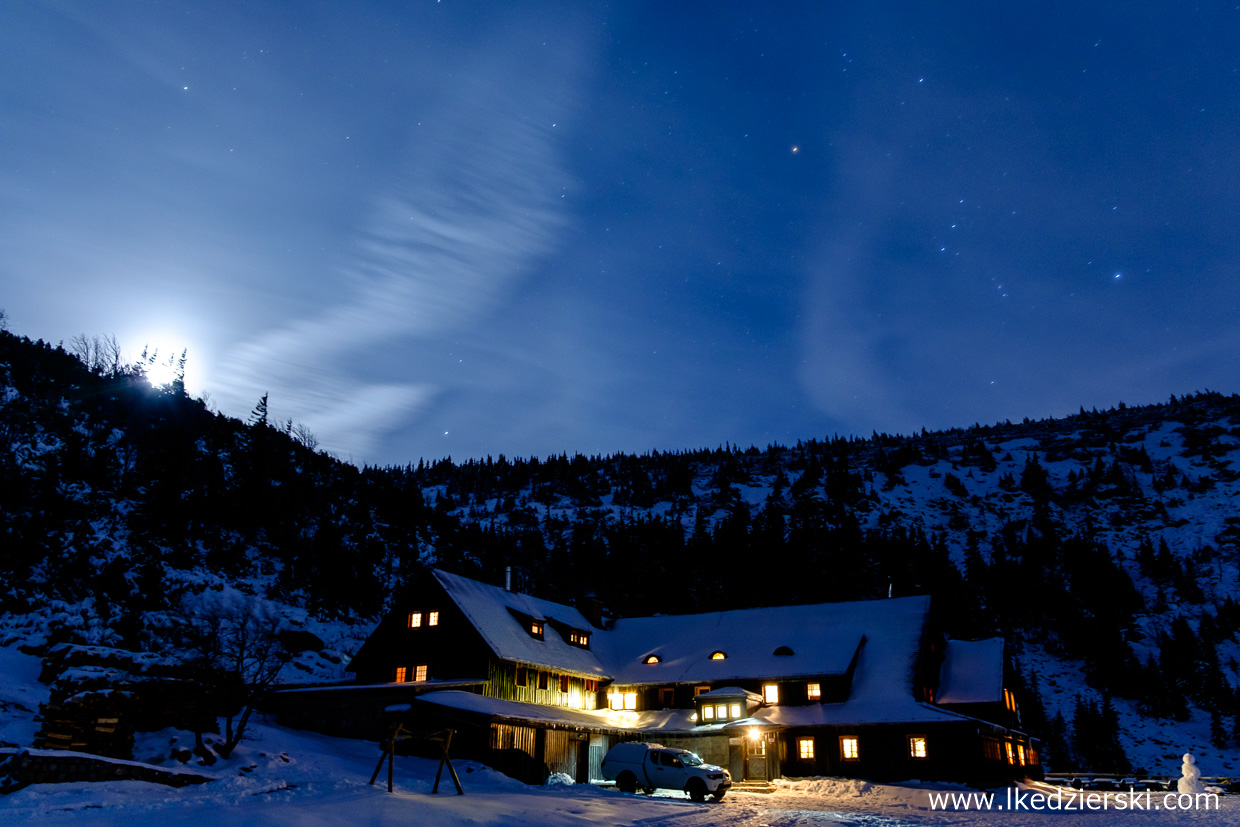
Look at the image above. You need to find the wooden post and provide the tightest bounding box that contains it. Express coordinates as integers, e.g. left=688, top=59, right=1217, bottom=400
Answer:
left=431, top=729, right=464, bottom=795
left=369, top=724, right=404, bottom=791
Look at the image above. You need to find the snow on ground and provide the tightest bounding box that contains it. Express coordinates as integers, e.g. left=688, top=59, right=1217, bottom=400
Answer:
left=2, top=645, right=1238, bottom=826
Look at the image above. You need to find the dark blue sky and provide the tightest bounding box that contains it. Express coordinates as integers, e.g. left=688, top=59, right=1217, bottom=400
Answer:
left=4, top=2, right=1239, bottom=465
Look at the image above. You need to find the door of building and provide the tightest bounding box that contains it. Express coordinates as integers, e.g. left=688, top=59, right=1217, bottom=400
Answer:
left=745, top=736, right=768, bottom=781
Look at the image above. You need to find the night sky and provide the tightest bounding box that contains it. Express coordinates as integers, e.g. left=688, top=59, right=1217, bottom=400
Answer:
left=4, top=2, right=1239, bottom=466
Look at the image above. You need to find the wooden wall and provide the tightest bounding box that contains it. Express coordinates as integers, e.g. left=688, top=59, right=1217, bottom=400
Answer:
left=485, top=660, right=600, bottom=710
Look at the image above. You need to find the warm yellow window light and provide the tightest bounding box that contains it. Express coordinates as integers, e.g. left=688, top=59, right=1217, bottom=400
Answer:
left=408, top=612, right=422, bottom=628
left=763, top=684, right=779, bottom=704
left=841, top=736, right=859, bottom=760
left=394, top=666, right=407, bottom=683
left=909, top=736, right=927, bottom=759
left=702, top=705, right=714, bottom=720
left=428, top=611, right=439, bottom=626
left=414, top=664, right=428, bottom=682
left=623, top=692, right=637, bottom=710
left=798, top=737, right=815, bottom=759
left=644, top=654, right=662, bottom=664
left=710, top=651, right=727, bottom=660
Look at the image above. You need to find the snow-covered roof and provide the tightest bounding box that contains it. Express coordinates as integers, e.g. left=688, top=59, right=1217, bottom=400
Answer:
left=759, top=699, right=973, bottom=726
left=936, top=638, right=1004, bottom=704
left=594, top=595, right=928, bottom=687
left=416, top=689, right=631, bottom=730
left=433, top=569, right=609, bottom=679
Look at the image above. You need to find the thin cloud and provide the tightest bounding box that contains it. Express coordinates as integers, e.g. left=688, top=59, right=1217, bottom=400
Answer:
left=214, top=26, right=588, bottom=463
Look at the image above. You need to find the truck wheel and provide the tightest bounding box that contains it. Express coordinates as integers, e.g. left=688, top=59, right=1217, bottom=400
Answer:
left=711, top=791, right=726, bottom=802
left=617, top=772, right=637, bottom=794
left=642, top=787, right=655, bottom=796
left=687, top=779, right=707, bottom=803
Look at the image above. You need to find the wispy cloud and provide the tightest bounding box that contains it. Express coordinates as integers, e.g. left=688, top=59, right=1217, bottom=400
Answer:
left=214, top=24, right=588, bottom=463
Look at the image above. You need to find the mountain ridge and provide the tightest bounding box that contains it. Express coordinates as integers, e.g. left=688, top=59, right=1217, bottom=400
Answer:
left=1, top=327, right=1237, bottom=773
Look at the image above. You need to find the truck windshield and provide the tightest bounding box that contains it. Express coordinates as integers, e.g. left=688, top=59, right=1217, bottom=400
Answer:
left=680, top=752, right=704, bottom=766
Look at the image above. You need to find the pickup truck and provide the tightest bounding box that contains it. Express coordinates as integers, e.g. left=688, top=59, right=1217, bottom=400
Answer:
left=600, top=742, right=731, bottom=802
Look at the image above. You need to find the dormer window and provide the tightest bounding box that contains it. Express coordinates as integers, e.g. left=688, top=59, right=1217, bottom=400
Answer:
left=643, top=654, right=662, bottom=664
left=710, top=651, right=727, bottom=660
left=567, top=630, right=591, bottom=649
left=694, top=688, right=750, bottom=725
left=530, top=620, right=544, bottom=639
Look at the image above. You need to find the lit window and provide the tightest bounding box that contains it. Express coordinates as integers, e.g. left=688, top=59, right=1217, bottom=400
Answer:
left=715, top=704, right=728, bottom=720
left=763, top=684, right=779, bottom=704
left=428, top=611, right=439, bottom=626
left=579, top=633, right=590, bottom=648
left=710, top=651, right=727, bottom=660
left=1016, top=744, right=1026, bottom=765
left=807, top=682, right=821, bottom=700
left=530, top=620, right=544, bottom=638
left=797, top=737, right=815, bottom=760
left=408, top=612, right=422, bottom=628
left=624, top=692, right=637, bottom=710
left=840, top=736, right=859, bottom=761
left=909, top=736, right=927, bottom=759
left=394, top=666, right=407, bottom=683
left=414, top=664, right=427, bottom=682
left=608, top=693, right=624, bottom=711
left=730, top=703, right=742, bottom=718
left=694, top=686, right=711, bottom=696
left=702, top=705, right=715, bottom=720
left=1004, top=741, right=1015, bottom=765
left=644, top=654, right=662, bottom=664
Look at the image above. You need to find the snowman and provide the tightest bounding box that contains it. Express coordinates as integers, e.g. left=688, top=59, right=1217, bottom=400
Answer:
left=1178, top=752, right=1206, bottom=795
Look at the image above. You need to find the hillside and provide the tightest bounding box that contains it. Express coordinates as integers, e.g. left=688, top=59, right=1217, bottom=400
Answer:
left=1, top=328, right=1238, bottom=775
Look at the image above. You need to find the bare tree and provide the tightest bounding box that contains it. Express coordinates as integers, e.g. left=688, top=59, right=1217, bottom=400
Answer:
left=69, top=333, right=123, bottom=376
left=291, top=422, right=320, bottom=452
left=177, top=588, right=294, bottom=759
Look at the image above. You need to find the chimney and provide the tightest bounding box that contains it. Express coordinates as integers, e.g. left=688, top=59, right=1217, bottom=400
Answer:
left=579, top=591, right=605, bottom=629
left=505, top=566, right=512, bottom=592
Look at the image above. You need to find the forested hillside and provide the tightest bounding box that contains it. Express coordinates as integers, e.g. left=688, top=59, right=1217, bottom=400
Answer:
left=2, top=328, right=1238, bottom=772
